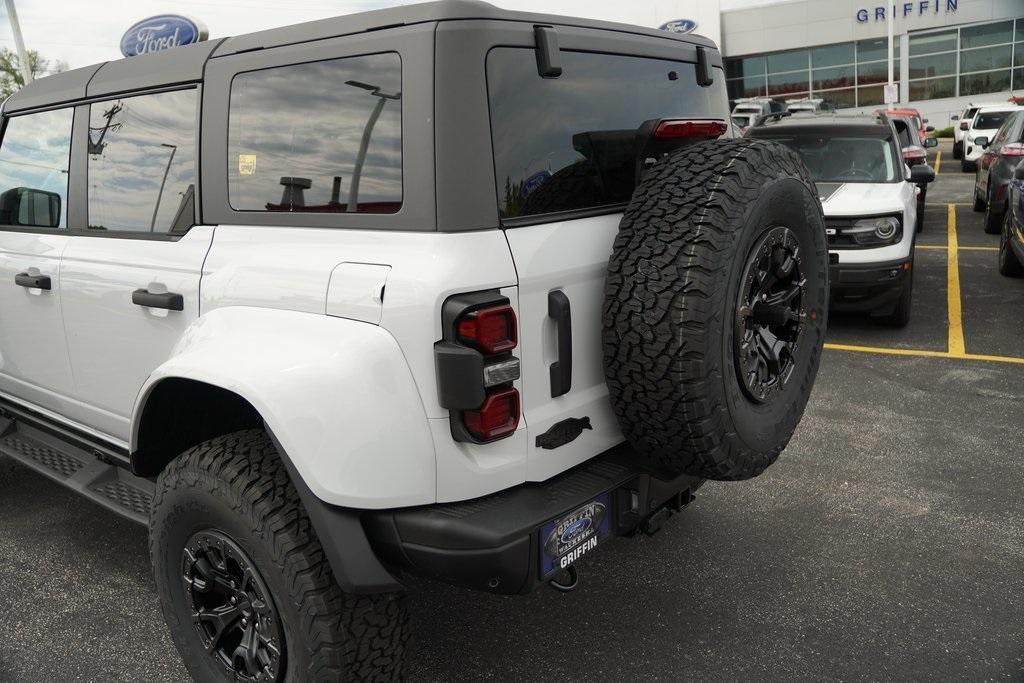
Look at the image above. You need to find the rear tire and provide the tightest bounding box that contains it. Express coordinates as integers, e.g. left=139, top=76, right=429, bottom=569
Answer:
left=983, top=187, right=1003, bottom=234
left=999, top=212, right=1024, bottom=277
left=603, top=139, right=828, bottom=481
left=962, top=159, right=976, bottom=173
left=150, top=429, right=409, bottom=682
left=973, top=187, right=986, bottom=212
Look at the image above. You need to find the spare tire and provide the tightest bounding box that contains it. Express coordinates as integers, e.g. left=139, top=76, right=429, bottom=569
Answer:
left=602, top=139, right=828, bottom=481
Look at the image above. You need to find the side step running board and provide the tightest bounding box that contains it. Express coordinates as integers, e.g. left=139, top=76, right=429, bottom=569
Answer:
left=0, top=415, right=153, bottom=525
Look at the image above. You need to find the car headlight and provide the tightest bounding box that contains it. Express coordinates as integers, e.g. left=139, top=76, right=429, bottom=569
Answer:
left=849, top=216, right=902, bottom=246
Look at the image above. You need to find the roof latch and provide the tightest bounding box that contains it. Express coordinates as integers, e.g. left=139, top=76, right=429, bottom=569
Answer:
left=696, top=46, right=714, bottom=87
left=534, top=26, right=562, bottom=78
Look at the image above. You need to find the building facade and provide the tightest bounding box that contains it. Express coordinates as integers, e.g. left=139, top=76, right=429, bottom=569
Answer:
left=720, top=0, right=1024, bottom=122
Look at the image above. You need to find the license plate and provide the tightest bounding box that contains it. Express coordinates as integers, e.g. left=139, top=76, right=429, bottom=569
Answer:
left=540, top=492, right=613, bottom=579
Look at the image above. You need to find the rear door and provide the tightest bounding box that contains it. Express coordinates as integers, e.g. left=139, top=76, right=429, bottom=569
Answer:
left=0, top=107, right=77, bottom=412
left=486, top=46, right=729, bottom=480
left=58, top=88, right=210, bottom=440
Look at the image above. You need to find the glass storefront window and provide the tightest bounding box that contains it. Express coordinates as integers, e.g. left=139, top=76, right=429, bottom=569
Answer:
left=908, top=52, right=957, bottom=79
left=725, top=55, right=766, bottom=79
left=810, top=43, right=854, bottom=68
left=815, top=87, right=856, bottom=109
left=857, top=61, right=889, bottom=85
left=856, top=37, right=900, bottom=63
left=909, top=31, right=957, bottom=56
left=856, top=83, right=897, bottom=107
left=909, top=76, right=956, bottom=101
left=766, top=49, right=808, bottom=74
left=767, top=72, right=809, bottom=95
left=812, top=65, right=855, bottom=90
left=960, top=21, right=1013, bottom=49
left=960, top=45, right=1013, bottom=73
left=1015, top=68, right=1024, bottom=89
left=727, top=76, right=767, bottom=99
left=960, top=69, right=1012, bottom=96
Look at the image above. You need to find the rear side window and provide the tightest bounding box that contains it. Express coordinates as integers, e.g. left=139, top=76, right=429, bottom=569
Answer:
left=0, top=108, right=73, bottom=229
left=227, top=52, right=402, bottom=214
left=87, top=89, right=197, bottom=234
left=487, top=48, right=727, bottom=220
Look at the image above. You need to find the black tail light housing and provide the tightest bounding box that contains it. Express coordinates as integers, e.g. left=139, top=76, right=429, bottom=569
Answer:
left=434, top=290, right=521, bottom=443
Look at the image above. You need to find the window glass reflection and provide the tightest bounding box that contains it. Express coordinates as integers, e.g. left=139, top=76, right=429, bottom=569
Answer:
left=0, top=108, right=72, bottom=229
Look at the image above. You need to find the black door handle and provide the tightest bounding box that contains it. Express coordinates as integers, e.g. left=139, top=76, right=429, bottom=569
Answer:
left=548, top=289, right=572, bottom=397
left=132, top=289, right=183, bottom=311
left=15, top=272, right=51, bottom=290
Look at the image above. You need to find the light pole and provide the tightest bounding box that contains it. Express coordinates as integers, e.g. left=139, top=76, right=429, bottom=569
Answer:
left=343, top=80, right=400, bottom=213
left=3, top=0, right=32, bottom=85
left=150, top=143, right=176, bottom=231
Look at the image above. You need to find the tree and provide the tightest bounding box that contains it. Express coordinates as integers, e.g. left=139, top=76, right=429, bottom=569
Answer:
left=0, top=48, right=68, bottom=100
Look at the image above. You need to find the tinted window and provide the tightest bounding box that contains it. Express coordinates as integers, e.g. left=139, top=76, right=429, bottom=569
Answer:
left=487, top=49, right=728, bottom=220
left=228, top=53, right=402, bottom=214
left=87, top=90, right=196, bottom=233
left=748, top=130, right=899, bottom=183
left=975, top=111, right=1015, bottom=129
left=0, top=108, right=72, bottom=229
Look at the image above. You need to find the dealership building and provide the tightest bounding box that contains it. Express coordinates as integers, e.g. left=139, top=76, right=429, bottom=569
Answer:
left=503, top=0, right=1023, bottom=123
left=717, top=0, right=1024, bottom=122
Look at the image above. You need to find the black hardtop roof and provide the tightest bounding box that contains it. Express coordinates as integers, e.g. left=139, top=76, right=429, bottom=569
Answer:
left=747, top=111, right=892, bottom=136
left=3, top=0, right=716, bottom=114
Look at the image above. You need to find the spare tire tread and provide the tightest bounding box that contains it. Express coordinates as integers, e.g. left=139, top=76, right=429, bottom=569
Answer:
left=603, top=139, right=827, bottom=480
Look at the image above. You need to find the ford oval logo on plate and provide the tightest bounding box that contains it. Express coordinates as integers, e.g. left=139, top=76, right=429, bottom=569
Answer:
left=559, top=517, right=593, bottom=545
left=120, top=15, right=208, bottom=57
left=659, top=19, right=698, bottom=34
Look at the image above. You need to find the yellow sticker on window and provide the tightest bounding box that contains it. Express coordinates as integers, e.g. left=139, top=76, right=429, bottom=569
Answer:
left=238, top=154, right=257, bottom=176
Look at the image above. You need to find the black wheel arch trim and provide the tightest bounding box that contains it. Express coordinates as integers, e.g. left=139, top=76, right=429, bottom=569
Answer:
left=264, top=427, right=403, bottom=595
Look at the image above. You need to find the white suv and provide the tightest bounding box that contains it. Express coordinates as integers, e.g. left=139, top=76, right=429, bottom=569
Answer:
left=747, top=112, right=934, bottom=326
left=0, top=2, right=828, bottom=679
left=962, top=105, right=1021, bottom=172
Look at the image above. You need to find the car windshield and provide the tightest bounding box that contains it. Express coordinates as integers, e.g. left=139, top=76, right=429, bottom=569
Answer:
left=975, top=111, right=1014, bottom=129
left=964, top=107, right=978, bottom=118
left=749, top=131, right=898, bottom=183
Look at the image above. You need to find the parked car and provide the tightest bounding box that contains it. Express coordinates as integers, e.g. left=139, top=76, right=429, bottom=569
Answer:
left=973, top=110, right=1024, bottom=233
left=747, top=111, right=934, bottom=326
left=879, top=107, right=933, bottom=142
left=998, top=160, right=1024, bottom=277
left=732, top=96, right=784, bottom=133
left=0, top=2, right=829, bottom=680
left=962, top=106, right=1020, bottom=172
left=786, top=97, right=834, bottom=113
left=890, top=114, right=939, bottom=232
left=952, top=105, right=981, bottom=159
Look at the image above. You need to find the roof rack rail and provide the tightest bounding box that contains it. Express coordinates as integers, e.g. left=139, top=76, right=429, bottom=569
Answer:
left=752, top=110, right=791, bottom=127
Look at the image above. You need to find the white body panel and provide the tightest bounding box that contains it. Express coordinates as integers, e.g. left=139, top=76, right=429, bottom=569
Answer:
left=821, top=180, right=916, bottom=264
left=0, top=232, right=73, bottom=412
left=135, top=306, right=436, bottom=508
left=503, top=215, right=625, bottom=482
left=59, top=226, right=214, bottom=439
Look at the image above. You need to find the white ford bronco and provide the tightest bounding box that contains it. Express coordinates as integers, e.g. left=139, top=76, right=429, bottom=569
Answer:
left=0, top=2, right=829, bottom=679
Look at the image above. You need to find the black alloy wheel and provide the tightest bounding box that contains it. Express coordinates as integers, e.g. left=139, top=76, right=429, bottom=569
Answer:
left=735, top=226, right=806, bottom=404
left=183, top=530, right=284, bottom=682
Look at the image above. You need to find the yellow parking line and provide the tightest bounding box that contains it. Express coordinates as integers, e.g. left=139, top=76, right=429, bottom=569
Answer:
left=916, top=244, right=997, bottom=252
left=933, top=150, right=941, bottom=174
left=946, top=203, right=966, bottom=356
left=824, top=344, right=1024, bottom=365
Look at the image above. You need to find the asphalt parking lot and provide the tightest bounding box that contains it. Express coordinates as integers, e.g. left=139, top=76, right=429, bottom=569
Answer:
left=1, top=140, right=1022, bottom=682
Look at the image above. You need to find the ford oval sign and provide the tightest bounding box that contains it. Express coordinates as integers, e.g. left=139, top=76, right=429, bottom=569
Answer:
left=660, top=19, right=698, bottom=34
left=120, top=15, right=208, bottom=57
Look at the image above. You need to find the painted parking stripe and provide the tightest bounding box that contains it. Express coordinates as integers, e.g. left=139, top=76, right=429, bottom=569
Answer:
left=824, top=344, right=1024, bottom=366
left=933, top=150, right=941, bottom=174
left=916, top=244, right=997, bottom=252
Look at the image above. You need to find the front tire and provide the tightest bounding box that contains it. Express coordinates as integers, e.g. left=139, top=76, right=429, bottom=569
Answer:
left=953, top=140, right=963, bottom=160
left=962, top=159, right=976, bottom=173
left=150, top=430, right=409, bottom=682
left=983, top=186, right=1004, bottom=234
left=876, top=270, right=913, bottom=328
left=999, top=212, right=1024, bottom=277
left=603, top=139, right=828, bottom=481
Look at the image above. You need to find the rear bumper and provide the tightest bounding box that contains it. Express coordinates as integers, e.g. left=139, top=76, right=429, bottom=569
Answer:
left=364, top=443, right=702, bottom=595
left=829, top=257, right=911, bottom=313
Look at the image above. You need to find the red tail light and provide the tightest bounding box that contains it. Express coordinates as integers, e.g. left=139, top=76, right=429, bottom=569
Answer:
left=959, top=121, right=969, bottom=130
left=1000, top=143, right=1024, bottom=157
left=457, top=304, right=517, bottom=355
left=655, top=119, right=728, bottom=139
left=463, top=387, right=520, bottom=441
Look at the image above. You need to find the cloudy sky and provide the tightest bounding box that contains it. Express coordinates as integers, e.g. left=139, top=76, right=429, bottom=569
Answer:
left=0, top=0, right=762, bottom=71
